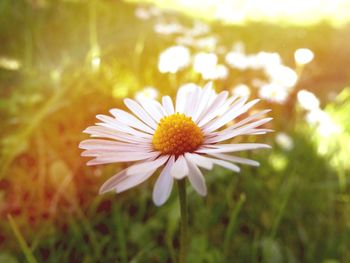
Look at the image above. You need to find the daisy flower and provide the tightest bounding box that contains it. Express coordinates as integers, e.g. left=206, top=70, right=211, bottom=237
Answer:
left=79, top=83, right=272, bottom=206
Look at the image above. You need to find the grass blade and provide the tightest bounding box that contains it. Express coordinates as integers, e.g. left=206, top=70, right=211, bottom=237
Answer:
left=223, top=193, right=246, bottom=257
left=7, top=214, right=38, bottom=263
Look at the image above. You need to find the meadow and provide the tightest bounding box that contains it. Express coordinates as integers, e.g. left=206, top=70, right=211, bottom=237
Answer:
left=0, top=0, right=350, bottom=262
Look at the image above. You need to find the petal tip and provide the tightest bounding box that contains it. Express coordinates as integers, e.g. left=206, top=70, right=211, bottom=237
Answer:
left=78, top=141, right=85, bottom=149
left=153, top=197, right=165, bottom=207
left=199, top=189, right=207, bottom=197
left=98, top=187, right=110, bottom=195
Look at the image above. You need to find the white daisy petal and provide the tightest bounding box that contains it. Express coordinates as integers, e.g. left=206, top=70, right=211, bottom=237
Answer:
left=186, top=154, right=240, bottom=172
left=245, top=129, right=274, bottom=135
left=197, top=92, right=235, bottom=127
left=124, top=98, right=158, bottom=129
left=197, top=91, right=229, bottom=124
left=175, top=87, right=188, bottom=113
left=175, top=84, right=198, bottom=113
left=171, top=155, right=189, bottom=179
left=96, top=123, right=151, bottom=139
left=81, top=146, right=153, bottom=157
left=184, top=153, right=213, bottom=170
left=84, top=126, right=151, bottom=143
left=127, top=155, right=169, bottom=175
left=185, top=157, right=207, bottom=196
left=138, top=99, right=165, bottom=122
left=162, top=96, right=175, bottom=115
left=203, top=98, right=259, bottom=133
left=152, top=100, right=168, bottom=117
left=99, top=168, right=128, bottom=194
left=81, top=142, right=153, bottom=156
left=79, top=139, right=151, bottom=150
left=200, top=96, right=245, bottom=130
left=110, top=109, right=155, bottom=134
left=152, top=156, right=175, bottom=206
left=228, top=109, right=271, bottom=130
left=185, top=86, right=201, bottom=117
left=96, top=115, right=152, bottom=139
left=87, top=152, right=159, bottom=165
left=183, top=91, right=194, bottom=116
left=206, top=117, right=273, bottom=143
left=208, top=153, right=260, bottom=167
left=197, top=143, right=271, bottom=153
left=210, top=158, right=240, bottom=172
left=192, top=82, right=213, bottom=122
left=116, top=171, right=155, bottom=193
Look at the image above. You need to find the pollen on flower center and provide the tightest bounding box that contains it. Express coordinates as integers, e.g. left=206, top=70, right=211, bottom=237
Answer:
left=152, top=113, right=204, bottom=156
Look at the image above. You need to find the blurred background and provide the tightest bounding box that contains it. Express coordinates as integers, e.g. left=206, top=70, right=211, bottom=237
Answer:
left=0, top=0, right=350, bottom=262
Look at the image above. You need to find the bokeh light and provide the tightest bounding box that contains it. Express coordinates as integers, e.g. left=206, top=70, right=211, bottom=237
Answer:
left=294, top=48, right=315, bottom=65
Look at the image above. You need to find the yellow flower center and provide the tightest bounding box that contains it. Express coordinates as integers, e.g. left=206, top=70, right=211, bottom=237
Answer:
left=152, top=113, right=204, bottom=156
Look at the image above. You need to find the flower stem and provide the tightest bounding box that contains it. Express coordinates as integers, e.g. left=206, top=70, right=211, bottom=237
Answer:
left=177, top=179, right=188, bottom=263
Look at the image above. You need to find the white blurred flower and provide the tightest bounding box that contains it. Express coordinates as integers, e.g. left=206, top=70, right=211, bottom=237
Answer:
left=252, top=78, right=266, bottom=87
left=148, top=6, right=161, bottom=17
left=158, top=45, right=191, bottom=74
left=178, top=83, right=201, bottom=95
left=258, top=83, right=289, bottom=104
left=232, top=42, right=245, bottom=53
left=187, top=21, right=210, bottom=36
left=195, top=36, right=217, bottom=50
left=318, top=120, right=342, bottom=137
left=225, top=51, right=250, bottom=70
left=256, top=52, right=282, bottom=69
left=135, top=7, right=151, bottom=20
left=231, top=84, right=251, bottom=98
left=193, top=52, right=227, bottom=80
left=306, top=109, right=342, bottom=137
left=275, top=132, right=294, bottom=151
left=244, top=55, right=260, bottom=70
left=154, top=22, right=184, bottom=35
left=265, top=65, right=298, bottom=88
left=226, top=49, right=284, bottom=73
left=176, top=36, right=195, bottom=46
left=246, top=54, right=280, bottom=70
left=203, top=64, right=228, bottom=80
left=193, top=52, right=217, bottom=72
left=294, top=48, right=314, bottom=65
left=135, top=86, right=158, bottom=101
left=305, top=109, right=327, bottom=125
left=297, top=90, right=320, bottom=111
left=193, top=52, right=218, bottom=78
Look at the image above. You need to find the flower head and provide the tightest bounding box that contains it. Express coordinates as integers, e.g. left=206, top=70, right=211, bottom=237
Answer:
left=80, top=83, right=272, bottom=206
